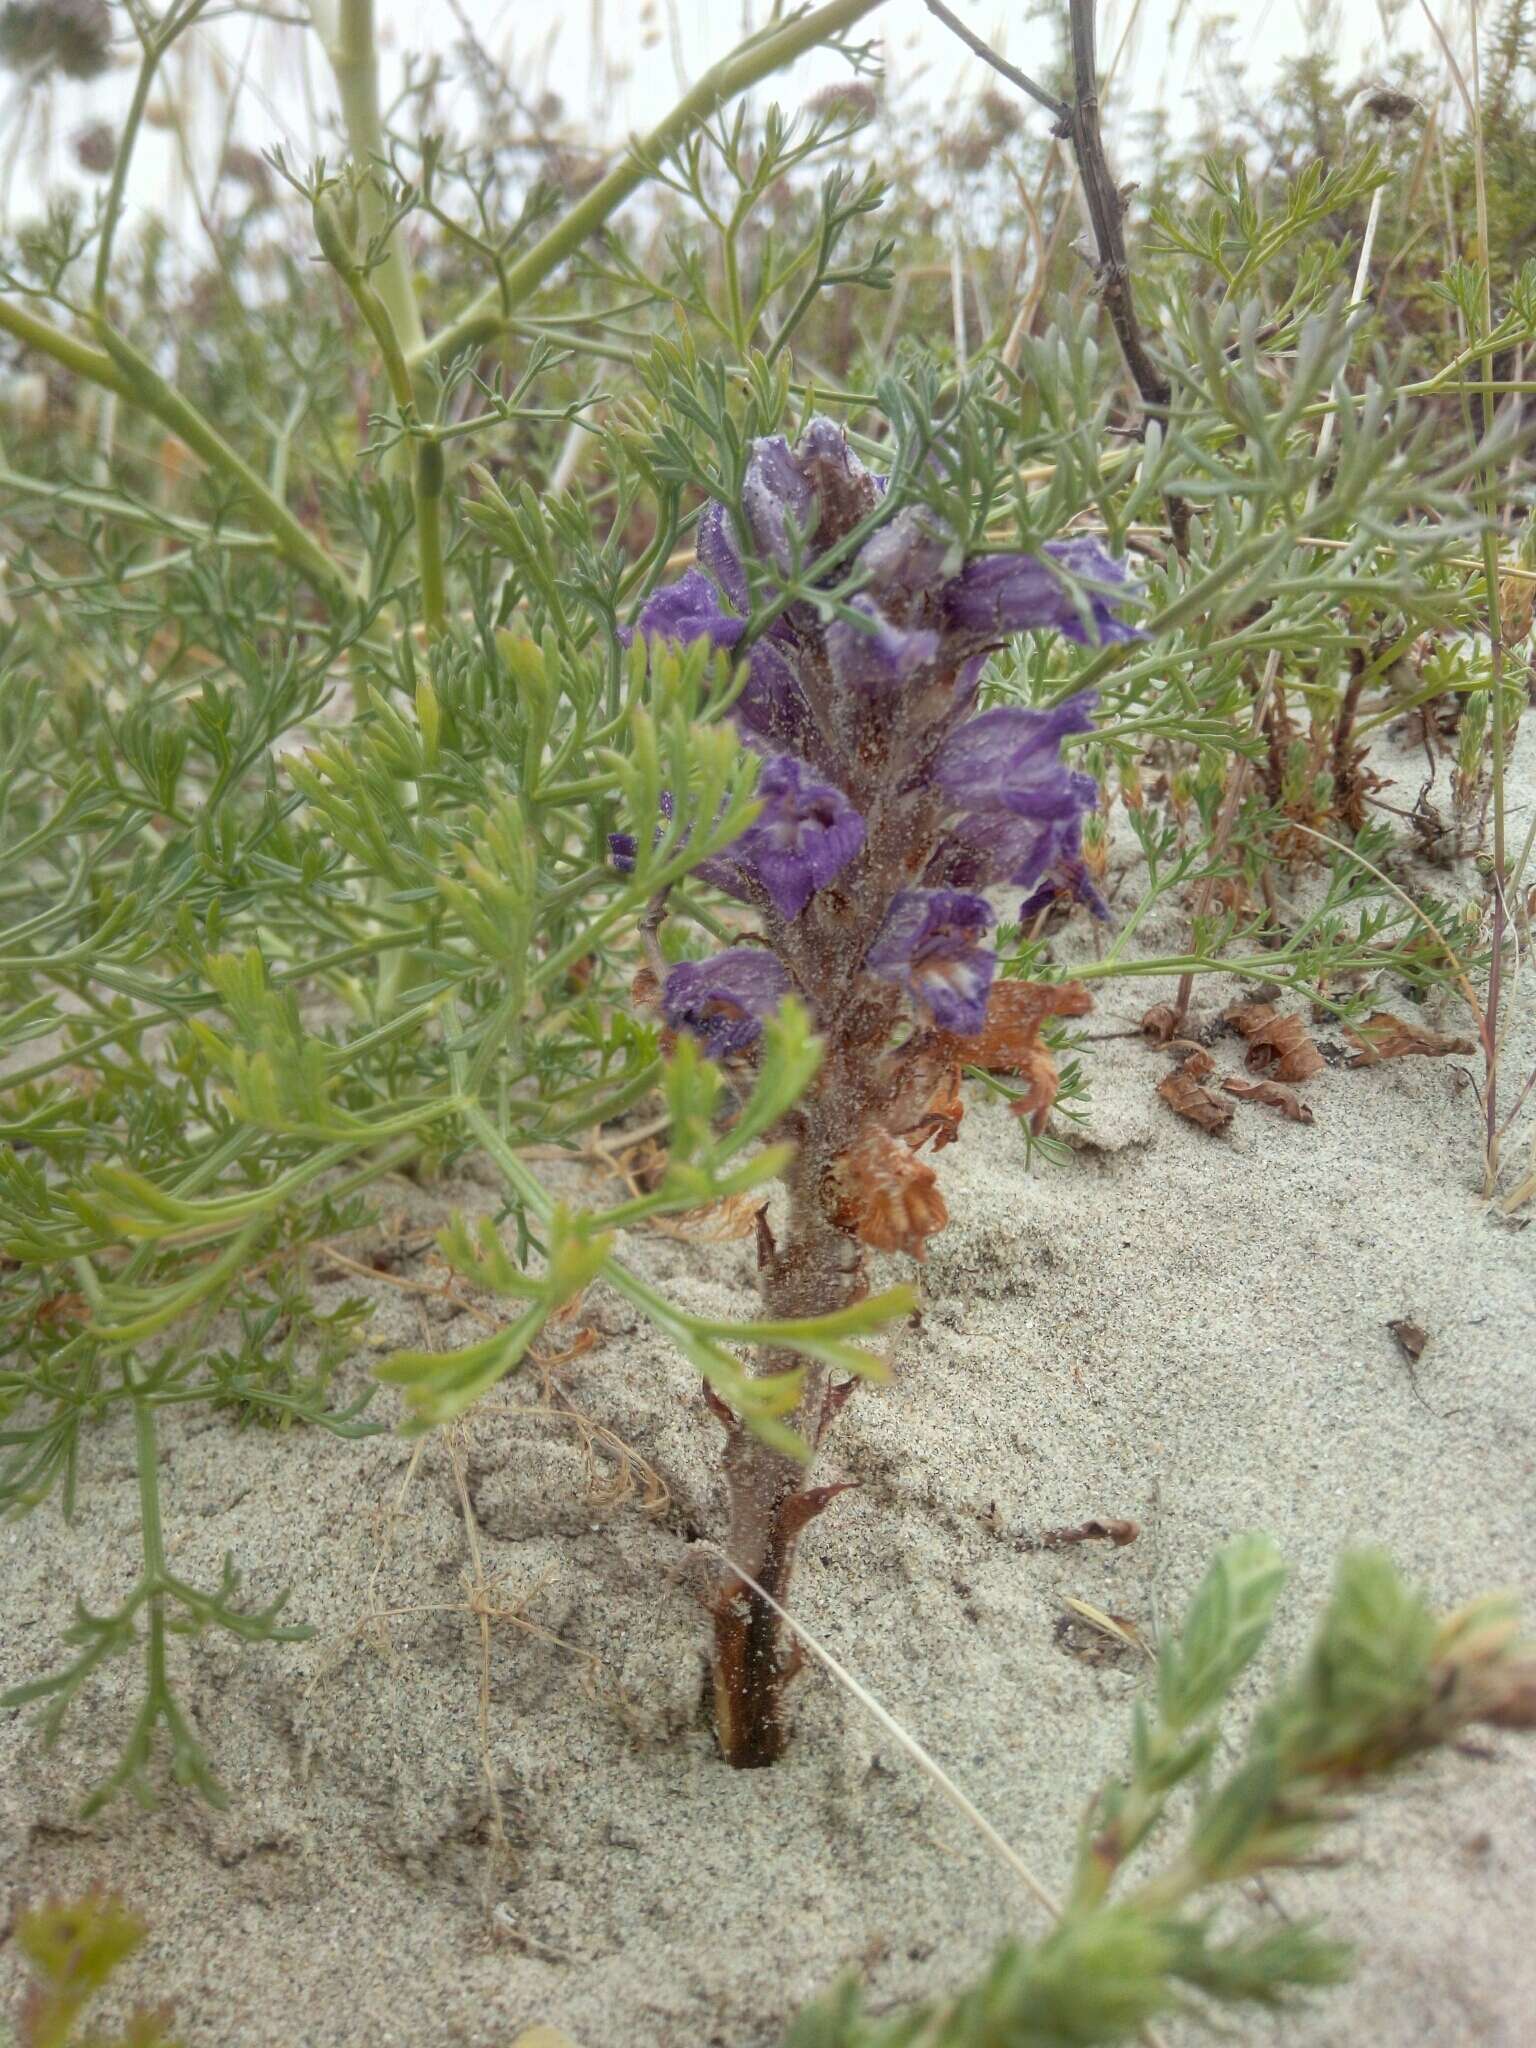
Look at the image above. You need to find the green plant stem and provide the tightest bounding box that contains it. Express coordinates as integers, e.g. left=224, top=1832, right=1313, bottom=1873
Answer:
left=410, top=0, right=890, bottom=370
left=94, top=0, right=213, bottom=312
left=310, top=0, right=426, bottom=359
left=0, top=296, right=134, bottom=401
left=131, top=1393, right=173, bottom=1750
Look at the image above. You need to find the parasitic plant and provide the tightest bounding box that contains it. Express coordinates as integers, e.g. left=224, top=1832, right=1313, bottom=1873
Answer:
left=618, top=417, right=1139, bottom=1765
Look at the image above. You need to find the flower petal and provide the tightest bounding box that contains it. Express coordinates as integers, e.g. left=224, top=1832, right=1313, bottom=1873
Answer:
left=624, top=567, right=746, bottom=652
left=934, top=694, right=1099, bottom=819
left=742, top=435, right=816, bottom=572
left=942, top=537, right=1142, bottom=647
left=827, top=595, right=940, bottom=695
left=697, top=500, right=751, bottom=615
left=662, top=948, right=791, bottom=1056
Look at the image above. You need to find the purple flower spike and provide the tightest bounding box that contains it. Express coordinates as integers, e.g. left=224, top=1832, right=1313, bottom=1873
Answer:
left=733, top=753, right=865, bottom=920
left=827, top=596, right=940, bottom=695
left=662, top=948, right=790, bottom=1057
left=934, top=694, right=1099, bottom=821
left=624, top=567, right=746, bottom=653
left=865, top=888, right=996, bottom=1035
left=742, top=435, right=817, bottom=572
left=943, top=536, right=1143, bottom=648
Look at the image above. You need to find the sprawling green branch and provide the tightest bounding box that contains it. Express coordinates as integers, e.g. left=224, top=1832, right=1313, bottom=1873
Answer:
left=410, top=0, right=889, bottom=370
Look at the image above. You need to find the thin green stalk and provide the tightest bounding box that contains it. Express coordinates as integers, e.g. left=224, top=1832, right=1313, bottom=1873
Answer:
left=94, top=0, right=213, bottom=313
left=309, top=0, right=426, bottom=359
left=410, top=0, right=890, bottom=370
left=0, top=297, right=134, bottom=402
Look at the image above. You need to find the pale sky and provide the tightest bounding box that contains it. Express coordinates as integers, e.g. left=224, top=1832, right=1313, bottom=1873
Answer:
left=3, top=2, right=1457, bottom=235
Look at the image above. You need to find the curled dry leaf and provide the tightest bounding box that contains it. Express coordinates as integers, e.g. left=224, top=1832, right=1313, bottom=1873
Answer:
left=1221, top=1075, right=1315, bottom=1124
left=1167, top=1042, right=1214, bottom=1078
left=829, top=1126, right=949, bottom=1260
left=1223, top=1000, right=1325, bottom=1082
left=1344, top=1012, right=1477, bottom=1065
left=1140, top=1001, right=1180, bottom=1044
left=935, top=978, right=1092, bottom=1135
left=649, top=1192, right=767, bottom=1242
left=1157, top=1057, right=1234, bottom=1135
left=1039, top=1517, right=1141, bottom=1550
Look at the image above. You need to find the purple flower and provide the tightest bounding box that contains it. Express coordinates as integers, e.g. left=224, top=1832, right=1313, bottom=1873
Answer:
left=623, top=567, right=745, bottom=653
left=662, top=948, right=790, bottom=1057
left=935, top=805, right=1086, bottom=893
left=731, top=754, right=865, bottom=919
left=865, top=888, right=996, bottom=1035
left=623, top=548, right=813, bottom=753
left=732, top=639, right=813, bottom=753
left=943, top=537, right=1143, bottom=648
left=854, top=504, right=955, bottom=601
left=793, top=415, right=883, bottom=544
left=934, top=694, right=1099, bottom=822
left=826, top=596, right=940, bottom=695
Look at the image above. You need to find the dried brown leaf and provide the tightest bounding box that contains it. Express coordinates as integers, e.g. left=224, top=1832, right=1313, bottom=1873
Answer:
left=1221, top=1075, right=1315, bottom=1124
left=933, top=978, right=1093, bottom=1136
left=1167, top=1042, right=1214, bottom=1077
left=1343, top=1012, right=1477, bottom=1065
left=829, top=1127, right=949, bottom=1260
left=1223, top=1000, right=1325, bottom=1082
left=1388, top=1318, right=1429, bottom=1363
left=1039, top=1517, right=1141, bottom=1550
left=648, top=1192, right=766, bottom=1243
left=1140, top=1002, right=1180, bottom=1044
left=1157, top=1062, right=1234, bottom=1134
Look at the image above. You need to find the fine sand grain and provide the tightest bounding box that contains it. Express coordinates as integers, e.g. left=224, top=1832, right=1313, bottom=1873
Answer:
left=3, top=726, right=1534, bottom=2047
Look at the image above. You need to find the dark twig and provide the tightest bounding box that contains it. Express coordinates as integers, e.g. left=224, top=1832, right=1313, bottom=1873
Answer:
left=926, top=0, right=1188, bottom=550
left=920, top=0, right=1068, bottom=122
left=1058, top=2, right=1174, bottom=430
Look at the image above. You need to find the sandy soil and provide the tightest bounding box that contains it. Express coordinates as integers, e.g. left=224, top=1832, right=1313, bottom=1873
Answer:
left=3, top=728, right=1534, bottom=2048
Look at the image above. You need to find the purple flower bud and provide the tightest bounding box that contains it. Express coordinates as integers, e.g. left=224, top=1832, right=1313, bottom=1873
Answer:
left=865, top=888, right=996, bottom=1035
left=794, top=415, right=882, bottom=545
left=734, top=641, right=815, bottom=753
left=731, top=753, right=866, bottom=920
left=942, top=537, right=1142, bottom=648
left=934, top=693, right=1099, bottom=821
left=662, top=948, right=791, bottom=1057
left=696, top=500, right=751, bottom=616
left=854, top=504, right=956, bottom=602
left=826, top=595, right=940, bottom=695
left=742, top=435, right=817, bottom=573
left=622, top=567, right=746, bottom=652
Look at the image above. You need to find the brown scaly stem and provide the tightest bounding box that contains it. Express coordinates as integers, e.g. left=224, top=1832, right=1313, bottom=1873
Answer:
left=712, top=1131, right=866, bottom=1767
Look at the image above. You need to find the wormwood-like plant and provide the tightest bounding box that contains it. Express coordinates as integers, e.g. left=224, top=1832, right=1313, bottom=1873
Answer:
left=785, top=1540, right=1536, bottom=2046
